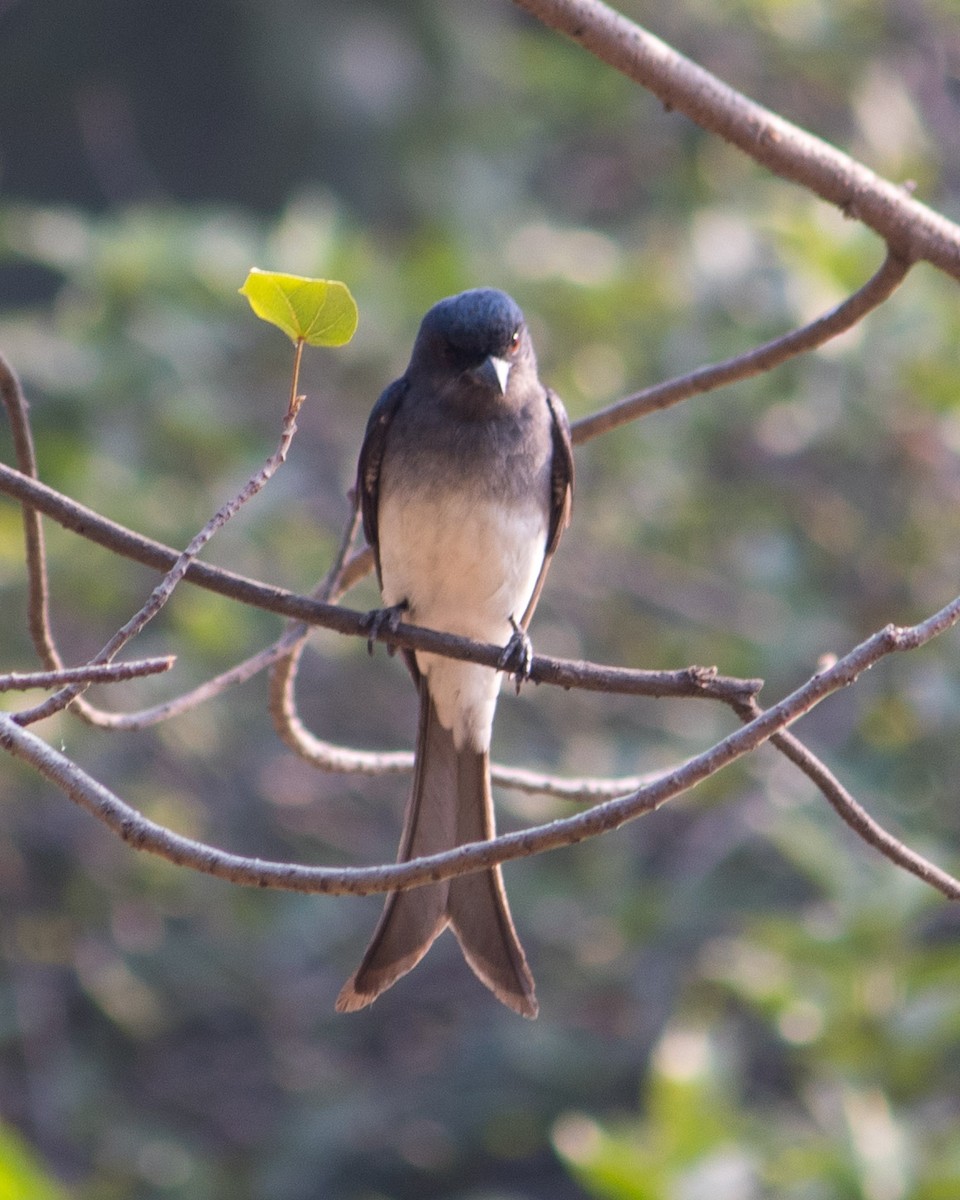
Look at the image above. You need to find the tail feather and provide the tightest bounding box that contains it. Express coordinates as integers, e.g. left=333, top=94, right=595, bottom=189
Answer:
left=336, top=679, right=537, bottom=1017
left=447, top=742, right=537, bottom=1017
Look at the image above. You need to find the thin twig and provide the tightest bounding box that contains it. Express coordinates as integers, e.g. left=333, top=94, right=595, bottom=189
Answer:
left=0, top=658, right=175, bottom=692
left=265, top=502, right=648, bottom=798
left=572, top=251, right=909, bottom=444
left=744, top=704, right=960, bottom=901
left=59, top=511, right=365, bottom=732
left=0, top=459, right=310, bottom=615
left=0, top=353, right=60, bottom=670
left=513, top=0, right=960, bottom=279
left=0, top=460, right=766, bottom=717
left=11, top=359, right=306, bottom=726
left=267, top=498, right=414, bottom=774
left=3, top=597, right=957, bottom=898
left=62, top=635, right=305, bottom=730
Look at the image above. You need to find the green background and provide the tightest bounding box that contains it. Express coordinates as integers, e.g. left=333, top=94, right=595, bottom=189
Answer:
left=2, top=1, right=960, bottom=1197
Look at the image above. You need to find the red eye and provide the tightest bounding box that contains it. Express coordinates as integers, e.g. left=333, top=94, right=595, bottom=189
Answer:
left=508, top=329, right=521, bottom=353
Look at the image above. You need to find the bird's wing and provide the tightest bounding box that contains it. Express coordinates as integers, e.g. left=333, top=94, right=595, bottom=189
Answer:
left=545, top=388, right=575, bottom=555
left=355, top=376, right=408, bottom=585
left=519, top=388, right=575, bottom=630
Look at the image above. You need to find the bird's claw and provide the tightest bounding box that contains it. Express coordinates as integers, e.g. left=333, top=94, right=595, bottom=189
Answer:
left=498, top=618, right=533, bottom=694
left=364, top=601, right=408, bottom=656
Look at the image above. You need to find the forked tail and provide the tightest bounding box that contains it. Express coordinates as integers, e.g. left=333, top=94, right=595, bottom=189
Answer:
left=336, top=678, right=537, bottom=1017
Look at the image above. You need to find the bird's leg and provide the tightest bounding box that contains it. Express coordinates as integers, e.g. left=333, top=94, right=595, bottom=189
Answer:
left=498, top=615, right=534, bottom=694
left=364, top=600, right=409, bottom=656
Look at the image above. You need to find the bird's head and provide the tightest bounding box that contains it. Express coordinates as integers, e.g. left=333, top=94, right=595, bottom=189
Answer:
left=410, top=288, right=538, bottom=407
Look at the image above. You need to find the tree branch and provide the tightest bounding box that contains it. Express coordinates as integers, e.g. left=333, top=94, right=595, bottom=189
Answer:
left=0, top=658, right=174, bottom=692
left=572, top=250, right=909, bottom=444
left=11, top=373, right=306, bottom=727
left=3, top=6, right=958, bottom=909
left=513, top=0, right=960, bottom=279
left=0, top=460, right=765, bottom=713
left=1, top=352, right=59, bottom=670
left=742, top=704, right=960, bottom=902
left=2, top=597, right=957, bottom=898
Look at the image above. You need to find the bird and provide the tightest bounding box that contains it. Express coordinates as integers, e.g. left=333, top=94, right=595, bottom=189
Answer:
left=336, top=288, right=574, bottom=1018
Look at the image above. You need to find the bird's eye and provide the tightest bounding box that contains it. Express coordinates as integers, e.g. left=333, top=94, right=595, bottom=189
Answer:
left=508, top=328, right=521, bottom=353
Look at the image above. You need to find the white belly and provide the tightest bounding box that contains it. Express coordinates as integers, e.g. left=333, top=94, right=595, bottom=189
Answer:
left=378, top=487, right=547, bottom=750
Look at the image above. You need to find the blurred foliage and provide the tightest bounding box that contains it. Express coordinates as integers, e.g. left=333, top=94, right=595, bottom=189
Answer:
left=554, top=839, right=960, bottom=1200
left=1, top=1, right=960, bottom=1198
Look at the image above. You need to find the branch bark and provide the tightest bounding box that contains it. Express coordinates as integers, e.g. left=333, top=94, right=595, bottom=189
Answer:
left=2, top=4, right=958, bottom=931
left=513, top=0, right=960, bottom=279
left=0, top=658, right=174, bottom=692
left=572, top=250, right=909, bottom=444
left=0, top=463, right=765, bottom=716
left=2, top=598, right=958, bottom=899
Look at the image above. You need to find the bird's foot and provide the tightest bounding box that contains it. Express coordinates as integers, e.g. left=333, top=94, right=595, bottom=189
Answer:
left=364, top=601, right=408, bottom=656
left=498, top=617, right=534, bottom=694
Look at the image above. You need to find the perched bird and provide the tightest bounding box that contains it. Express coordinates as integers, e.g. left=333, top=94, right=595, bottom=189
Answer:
left=336, top=288, right=573, bottom=1018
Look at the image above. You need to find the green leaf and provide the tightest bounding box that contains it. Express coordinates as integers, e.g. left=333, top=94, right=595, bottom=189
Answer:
left=0, top=1124, right=71, bottom=1200
left=239, top=269, right=358, bottom=346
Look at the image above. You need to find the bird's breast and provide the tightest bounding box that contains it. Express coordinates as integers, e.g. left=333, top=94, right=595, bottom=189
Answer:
left=377, top=481, right=548, bottom=749
left=379, top=482, right=546, bottom=637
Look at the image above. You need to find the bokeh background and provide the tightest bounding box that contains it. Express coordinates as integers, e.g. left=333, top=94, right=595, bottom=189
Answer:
left=2, top=1, right=960, bottom=1197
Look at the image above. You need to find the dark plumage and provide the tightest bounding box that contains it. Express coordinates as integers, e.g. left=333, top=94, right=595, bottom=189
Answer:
left=337, top=289, right=573, bottom=1017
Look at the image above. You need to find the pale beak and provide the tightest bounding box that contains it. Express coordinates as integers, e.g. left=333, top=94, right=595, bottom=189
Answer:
left=473, top=354, right=512, bottom=395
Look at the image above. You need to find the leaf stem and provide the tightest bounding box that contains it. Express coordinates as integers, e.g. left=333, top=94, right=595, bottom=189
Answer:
left=288, top=338, right=306, bottom=419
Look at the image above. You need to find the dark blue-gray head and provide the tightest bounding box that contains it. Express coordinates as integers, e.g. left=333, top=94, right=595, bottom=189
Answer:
left=409, top=288, right=538, bottom=402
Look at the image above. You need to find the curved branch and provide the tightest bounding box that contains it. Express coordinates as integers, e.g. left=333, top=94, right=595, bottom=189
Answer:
left=1, top=353, right=60, bottom=670
left=3, top=597, right=957, bottom=898
left=268, top=630, right=650, bottom=799
left=513, top=0, right=960, bottom=279
left=749, top=707, right=960, bottom=901
left=0, top=461, right=764, bottom=712
left=267, top=507, right=661, bottom=799
left=12, top=383, right=306, bottom=727
left=572, top=250, right=909, bottom=444
left=2, top=352, right=306, bottom=729
left=71, top=634, right=306, bottom=730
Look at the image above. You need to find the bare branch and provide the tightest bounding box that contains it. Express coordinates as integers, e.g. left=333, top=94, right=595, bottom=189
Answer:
left=572, top=251, right=909, bottom=444
left=3, top=597, right=956, bottom=898
left=743, top=705, right=960, bottom=903
left=12, top=373, right=305, bottom=726
left=266, top=503, right=658, bottom=799
left=268, top=498, right=365, bottom=753
left=268, top=627, right=649, bottom=799
left=491, top=762, right=649, bottom=801
left=66, top=636, right=305, bottom=730
left=0, top=658, right=175, bottom=692
left=0, top=460, right=313, bottom=614
left=1, top=353, right=59, bottom=670
left=513, top=0, right=960, bottom=279
left=266, top=499, right=419, bottom=776
left=0, top=459, right=766, bottom=710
